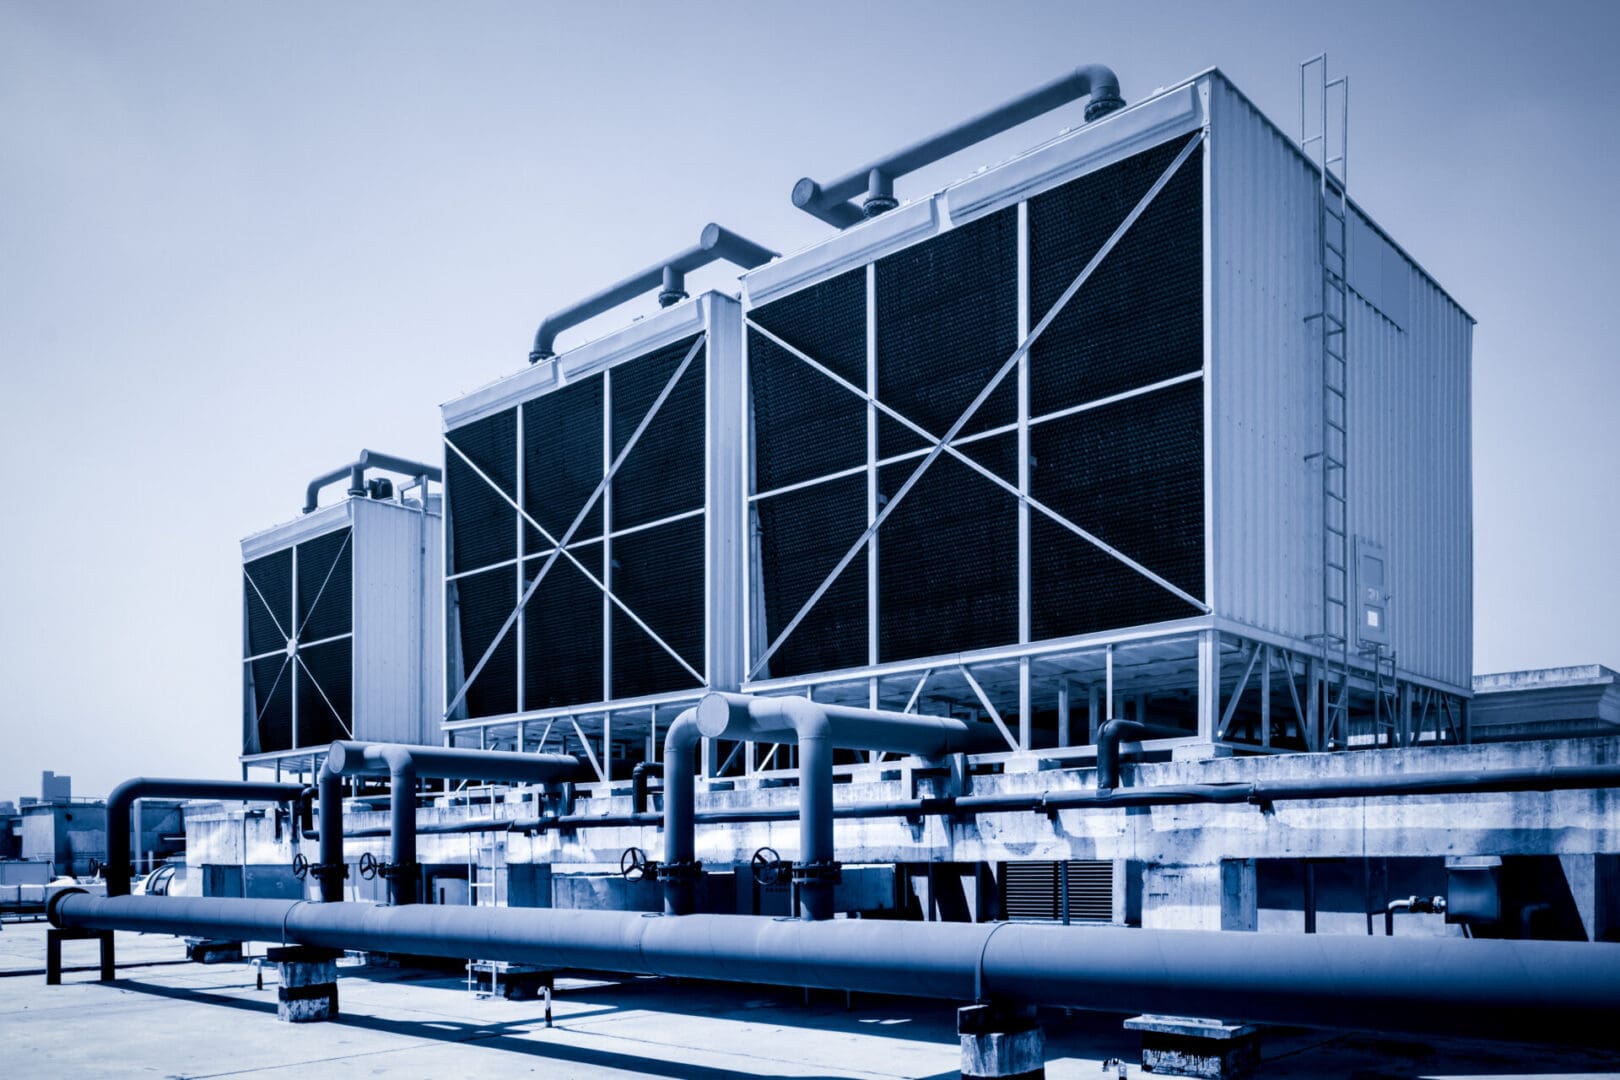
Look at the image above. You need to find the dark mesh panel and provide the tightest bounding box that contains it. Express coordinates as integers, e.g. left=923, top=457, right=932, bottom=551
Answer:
left=451, top=565, right=519, bottom=718
left=523, top=543, right=604, bottom=709
left=294, top=639, right=352, bottom=748
left=878, top=432, right=1018, bottom=662
left=1029, top=138, right=1203, bottom=415
left=748, top=268, right=866, bottom=491
left=446, top=408, right=518, bottom=574
left=612, top=517, right=705, bottom=698
left=295, top=528, right=352, bottom=642
left=611, top=335, right=705, bottom=531
left=244, top=548, right=292, bottom=657
left=523, top=374, right=602, bottom=551
left=250, top=656, right=292, bottom=754
left=1030, top=379, right=1204, bottom=638
left=755, top=473, right=868, bottom=678
left=876, top=208, right=1018, bottom=459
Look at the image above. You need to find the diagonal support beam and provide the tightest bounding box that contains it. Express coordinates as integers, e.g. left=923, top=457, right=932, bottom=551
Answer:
left=295, top=654, right=354, bottom=739
left=568, top=716, right=606, bottom=784
left=904, top=669, right=933, bottom=714
left=748, top=131, right=1206, bottom=680
left=1217, top=643, right=1262, bottom=740
left=243, top=569, right=290, bottom=642
left=960, top=666, right=1019, bottom=752
left=294, top=529, right=352, bottom=640
left=445, top=334, right=708, bottom=716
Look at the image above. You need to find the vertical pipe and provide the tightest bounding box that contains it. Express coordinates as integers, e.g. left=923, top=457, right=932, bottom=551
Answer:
left=318, top=764, right=345, bottom=903
left=1088, top=684, right=1100, bottom=744
left=799, top=727, right=835, bottom=921
left=1303, top=861, right=1318, bottom=934
left=662, top=709, right=701, bottom=915
left=388, top=755, right=418, bottom=905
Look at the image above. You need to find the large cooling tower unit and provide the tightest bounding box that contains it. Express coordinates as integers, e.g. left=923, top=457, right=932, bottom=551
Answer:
left=241, top=458, right=442, bottom=771
left=739, top=69, right=1472, bottom=753
left=441, top=293, right=744, bottom=765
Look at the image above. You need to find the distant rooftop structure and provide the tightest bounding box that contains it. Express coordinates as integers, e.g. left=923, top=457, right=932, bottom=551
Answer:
left=40, top=771, right=70, bottom=804
left=1470, top=665, right=1620, bottom=742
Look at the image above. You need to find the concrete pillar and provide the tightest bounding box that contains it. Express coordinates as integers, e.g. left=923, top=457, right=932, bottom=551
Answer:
left=1559, top=854, right=1620, bottom=942
left=959, top=1003, right=1044, bottom=1080
left=1124, top=1015, right=1260, bottom=1079
left=268, top=945, right=340, bottom=1022
left=1141, top=861, right=1257, bottom=932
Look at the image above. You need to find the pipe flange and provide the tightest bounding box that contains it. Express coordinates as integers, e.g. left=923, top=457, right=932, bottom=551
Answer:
left=654, top=859, right=703, bottom=884
left=1084, top=95, right=1126, bottom=122
left=656, top=289, right=689, bottom=308
left=378, top=860, right=417, bottom=881
left=861, top=195, right=898, bottom=218
left=308, top=861, right=350, bottom=883
left=791, top=860, right=842, bottom=885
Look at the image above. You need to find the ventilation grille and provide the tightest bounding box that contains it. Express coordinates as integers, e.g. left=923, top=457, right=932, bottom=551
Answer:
left=242, top=527, right=353, bottom=755
left=747, top=136, right=1205, bottom=681
left=446, top=335, right=707, bottom=719
left=1001, top=860, right=1113, bottom=921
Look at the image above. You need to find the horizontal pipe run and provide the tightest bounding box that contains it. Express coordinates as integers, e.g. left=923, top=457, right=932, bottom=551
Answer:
left=313, top=762, right=1620, bottom=840
left=48, top=891, right=1620, bottom=1046
left=105, top=779, right=306, bottom=897
left=793, top=65, right=1125, bottom=226
left=530, top=224, right=777, bottom=361
left=303, top=450, right=441, bottom=514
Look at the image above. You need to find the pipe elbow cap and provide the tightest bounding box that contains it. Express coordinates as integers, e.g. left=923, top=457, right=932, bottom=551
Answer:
left=46, top=886, right=86, bottom=928
left=791, top=177, right=822, bottom=209
left=695, top=694, right=732, bottom=738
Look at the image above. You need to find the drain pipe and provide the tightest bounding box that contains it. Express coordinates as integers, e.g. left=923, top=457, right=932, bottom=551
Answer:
left=303, top=450, right=442, bottom=515
left=323, top=742, right=582, bottom=904
left=104, top=779, right=306, bottom=897
left=793, top=65, right=1126, bottom=227
left=1385, top=895, right=1446, bottom=937
left=48, top=891, right=1620, bottom=1046
left=667, top=693, right=986, bottom=920
left=529, top=224, right=777, bottom=363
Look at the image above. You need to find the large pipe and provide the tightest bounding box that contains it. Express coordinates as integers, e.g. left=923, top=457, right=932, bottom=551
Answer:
left=323, top=741, right=581, bottom=904
left=1096, top=718, right=1149, bottom=790
left=793, top=65, right=1125, bottom=227
left=316, top=761, right=345, bottom=902
left=529, top=224, right=777, bottom=363
left=667, top=693, right=986, bottom=920
left=104, top=779, right=305, bottom=897
left=303, top=450, right=442, bottom=515
left=48, top=890, right=1620, bottom=1046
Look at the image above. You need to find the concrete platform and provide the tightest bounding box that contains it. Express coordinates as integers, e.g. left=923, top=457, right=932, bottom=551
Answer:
left=3, top=923, right=1619, bottom=1078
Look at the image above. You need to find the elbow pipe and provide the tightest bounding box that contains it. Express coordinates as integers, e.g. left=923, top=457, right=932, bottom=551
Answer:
left=323, top=741, right=582, bottom=905
left=682, top=692, right=983, bottom=920
left=48, top=891, right=1620, bottom=1047
left=632, top=761, right=663, bottom=815
left=529, top=223, right=778, bottom=363
left=1096, top=718, right=1149, bottom=791
left=792, top=64, right=1125, bottom=227
left=303, top=450, right=442, bottom=514
left=661, top=710, right=703, bottom=915
left=105, top=778, right=306, bottom=897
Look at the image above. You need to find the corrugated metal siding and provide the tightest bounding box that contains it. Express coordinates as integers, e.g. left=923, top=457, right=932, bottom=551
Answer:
left=1208, top=74, right=1472, bottom=688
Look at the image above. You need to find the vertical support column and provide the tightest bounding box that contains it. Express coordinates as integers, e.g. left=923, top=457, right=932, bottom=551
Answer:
left=1015, top=201, right=1033, bottom=757
left=868, top=677, right=880, bottom=764
left=516, top=403, right=526, bottom=713
left=602, top=711, right=612, bottom=786
left=1088, top=684, right=1100, bottom=744
left=1197, top=630, right=1217, bottom=742
left=602, top=368, right=614, bottom=706
left=1306, top=658, right=1322, bottom=752
left=1105, top=646, right=1115, bottom=723
left=1260, top=646, right=1272, bottom=749
left=649, top=708, right=660, bottom=764
left=1056, top=678, right=1071, bottom=749
left=1018, top=658, right=1031, bottom=752
left=866, top=261, right=880, bottom=701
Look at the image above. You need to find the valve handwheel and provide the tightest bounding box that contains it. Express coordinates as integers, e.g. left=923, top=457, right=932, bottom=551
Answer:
left=358, top=852, right=379, bottom=881
left=291, top=853, right=310, bottom=880
left=750, top=847, right=783, bottom=887
left=620, top=846, right=650, bottom=882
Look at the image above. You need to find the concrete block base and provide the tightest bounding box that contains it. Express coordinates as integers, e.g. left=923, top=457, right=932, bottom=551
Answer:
left=1124, top=1015, right=1259, bottom=1079
left=268, top=946, right=340, bottom=1023
left=959, top=1003, right=1044, bottom=1079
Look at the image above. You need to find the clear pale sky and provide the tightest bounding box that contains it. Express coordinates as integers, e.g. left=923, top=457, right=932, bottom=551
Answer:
left=3, top=1, right=1616, bottom=801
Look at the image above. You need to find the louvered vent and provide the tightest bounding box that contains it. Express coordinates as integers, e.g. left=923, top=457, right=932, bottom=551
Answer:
left=445, top=334, right=707, bottom=719
left=1000, top=860, right=1113, bottom=921
left=242, top=527, right=353, bottom=754
left=746, top=136, right=1205, bottom=681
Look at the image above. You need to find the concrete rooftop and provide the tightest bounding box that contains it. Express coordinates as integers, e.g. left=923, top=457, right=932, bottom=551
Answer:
left=3, top=921, right=1618, bottom=1078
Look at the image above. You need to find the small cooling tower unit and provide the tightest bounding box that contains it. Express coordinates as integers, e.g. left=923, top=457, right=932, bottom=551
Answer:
left=241, top=454, right=442, bottom=770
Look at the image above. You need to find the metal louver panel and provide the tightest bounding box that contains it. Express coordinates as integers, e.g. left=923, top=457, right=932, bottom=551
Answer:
left=295, top=528, right=352, bottom=642
left=451, top=565, right=518, bottom=718
left=447, top=409, right=517, bottom=574
left=294, top=637, right=351, bottom=747
left=1001, top=860, right=1113, bottom=921
left=249, top=655, right=292, bottom=755
left=611, top=335, right=705, bottom=531
left=523, top=375, right=602, bottom=549
left=611, top=517, right=704, bottom=699
left=754, top=472, right=868, bottom=678
left=243, top=549, right=292, bottom=659
left=523, top=543, right=603, bottom=710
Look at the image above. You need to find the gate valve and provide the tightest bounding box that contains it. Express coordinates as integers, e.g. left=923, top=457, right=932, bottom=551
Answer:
left=619, top=846, right=658, bottom=883
left=358, top=852, right=394, bottom=881
left=654, top=858, right=704, bottom=884
left=750, top=847, right=788, bottom=887
left=294, top=853, right=349, bottom=882
left=791, top=859, right=843, bottom=885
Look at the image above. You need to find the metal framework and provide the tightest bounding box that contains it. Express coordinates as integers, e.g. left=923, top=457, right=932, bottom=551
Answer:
left=442, top=333, right=714, bottom=782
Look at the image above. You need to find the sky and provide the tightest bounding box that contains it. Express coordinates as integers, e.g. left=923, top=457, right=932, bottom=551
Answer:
left=2, top=1, right=1617, bottom=802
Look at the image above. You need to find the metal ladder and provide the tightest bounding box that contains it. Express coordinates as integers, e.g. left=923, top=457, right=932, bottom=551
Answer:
left=1364, top=642, right=1399, bottom=746
left=1301, top=54, right=1351, bottom=750
left=464, top=828, right=505, bottom=997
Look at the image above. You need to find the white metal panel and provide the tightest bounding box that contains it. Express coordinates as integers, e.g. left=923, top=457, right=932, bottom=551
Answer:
left=1207, top=73, right=1472, bottom=689
left=350, top=496, right=442, bottom=746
